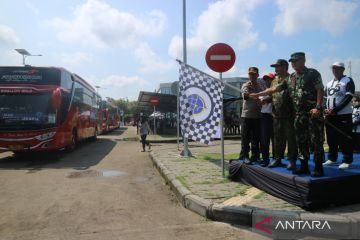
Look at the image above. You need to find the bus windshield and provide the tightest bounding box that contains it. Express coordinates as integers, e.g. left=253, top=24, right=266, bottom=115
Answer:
left=0, top=93, right=57, bottom=130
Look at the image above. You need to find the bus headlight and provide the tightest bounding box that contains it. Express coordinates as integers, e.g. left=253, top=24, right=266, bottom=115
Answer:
left=35, top=132, right=56, bottom=141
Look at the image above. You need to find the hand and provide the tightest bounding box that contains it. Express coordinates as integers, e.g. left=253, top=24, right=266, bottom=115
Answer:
left=324, top=108, right=334, bottom=116
left=310, top=108, right=320, bottom=118
left=255, top=98, right=262, bottom=106
left=249, top=93, right=258, bottom=99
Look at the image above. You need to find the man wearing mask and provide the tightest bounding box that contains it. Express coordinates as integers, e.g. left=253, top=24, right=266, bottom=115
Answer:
left=323, top=62, right=355, bottom=169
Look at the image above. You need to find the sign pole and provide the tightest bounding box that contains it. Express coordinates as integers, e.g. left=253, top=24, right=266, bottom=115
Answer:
left=220, top=72, right=225, bottom=178
left=181, top=0, right=191, bottom=157
left=205, top=42, right=236, bottom=178
left=153, top=105, right=156, bottom=136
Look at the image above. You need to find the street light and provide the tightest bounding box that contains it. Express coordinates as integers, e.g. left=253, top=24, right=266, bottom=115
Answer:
left=15, top=49, right=42, bottom=65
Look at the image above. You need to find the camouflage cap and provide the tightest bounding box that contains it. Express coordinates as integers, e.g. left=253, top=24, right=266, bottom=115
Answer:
left=270, top=59, right=288, bottom=67
left=288, top=52, right=305, bottom=62
left=248, top=67, right=259, bottom=74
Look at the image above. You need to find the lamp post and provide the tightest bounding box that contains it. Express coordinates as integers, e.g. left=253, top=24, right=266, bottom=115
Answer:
left=15, top=49, right=42, bottom=65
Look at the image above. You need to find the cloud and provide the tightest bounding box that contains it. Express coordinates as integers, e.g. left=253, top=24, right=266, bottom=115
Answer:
left=25, top=1, right=40, bottom=15
left=0, top=24, right=20, bottom=46
left=134, top=43, right=175, bottom=73
left=47, top=0, right=167, bottom=49
left=274, top=0, right=358, bottom=36
left=168, top=0, right=262, bottom=59
left=258, top=42, right=268, bottom=52
left=99, top=75, right=147, bottom=88
left=60, top=52, right=92, bottom=67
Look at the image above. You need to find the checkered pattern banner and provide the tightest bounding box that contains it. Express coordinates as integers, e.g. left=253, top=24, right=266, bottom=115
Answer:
left=178, top=61, right=224, bottom=145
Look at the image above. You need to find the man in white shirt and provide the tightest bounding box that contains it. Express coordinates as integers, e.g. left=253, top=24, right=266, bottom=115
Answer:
left=323, top=62, right=355, bottom=169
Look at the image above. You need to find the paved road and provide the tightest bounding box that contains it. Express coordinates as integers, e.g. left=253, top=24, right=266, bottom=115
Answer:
left=0, top=127, right=267, bottom=240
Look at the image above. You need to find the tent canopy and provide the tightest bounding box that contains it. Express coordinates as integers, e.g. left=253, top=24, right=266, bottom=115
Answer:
left=137, top=91, right=177, bottom=113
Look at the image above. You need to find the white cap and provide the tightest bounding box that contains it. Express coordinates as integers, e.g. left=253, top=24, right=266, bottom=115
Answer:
left=332, top=61, right=345, bottom=68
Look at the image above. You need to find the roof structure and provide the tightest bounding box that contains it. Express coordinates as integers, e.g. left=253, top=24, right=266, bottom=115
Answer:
left=137, top=91, right=177, bottom=113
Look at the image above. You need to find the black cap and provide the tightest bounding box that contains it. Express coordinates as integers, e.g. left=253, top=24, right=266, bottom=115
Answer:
left=248, top=67, right=259, bottom=74
left=288, top=52, right=305, bottom=62
left=270, top=59, right=289, bottom=67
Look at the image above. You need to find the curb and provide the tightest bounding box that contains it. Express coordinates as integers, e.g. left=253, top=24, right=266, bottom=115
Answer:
left=149, top=152, right=360, bottom=239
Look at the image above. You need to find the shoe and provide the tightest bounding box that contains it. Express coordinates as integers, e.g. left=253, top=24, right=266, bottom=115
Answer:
left=286, top=160, right=297, bottom=171
left=311, top=170, right=324, bottom=177
left=244, top=157, right=252, bottom=165
left=323, top=160, right=337, bottom=166
left=141, top=150, right=145, bottom=152
left=268, top=159, right=285, bottom=168
left=260, top=159, right=269, bottom=167
left=339, top=163, right=350, bottom=169
left=311, top=161, right=324, bottom=177
left=292, top=160, right=310, bottom=175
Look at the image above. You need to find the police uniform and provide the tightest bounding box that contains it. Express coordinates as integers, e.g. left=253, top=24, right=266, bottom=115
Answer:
left=324, top=66, right=355, bottom=165
left=240, top=67, right=266, bottom=163
left=288, top=52, right=325, bottom=177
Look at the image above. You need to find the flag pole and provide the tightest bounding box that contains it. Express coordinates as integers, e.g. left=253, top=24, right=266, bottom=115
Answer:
left=220, top=72, right=225, bottom=178
left=181, top=0, right=191, bottom=157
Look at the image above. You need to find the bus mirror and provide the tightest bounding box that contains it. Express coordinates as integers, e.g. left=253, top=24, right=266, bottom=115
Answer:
left=52, top=88, right=62, bottom=110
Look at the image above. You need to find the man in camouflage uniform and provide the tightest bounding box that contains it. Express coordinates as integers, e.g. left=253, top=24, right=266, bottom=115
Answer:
left=249, top=59, right=298, bottom=170
left=288, top=52, right=325, bottom=177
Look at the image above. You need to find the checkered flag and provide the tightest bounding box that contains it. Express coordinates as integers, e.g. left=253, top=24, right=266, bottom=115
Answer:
left=178, top=61, right=224, bottom=145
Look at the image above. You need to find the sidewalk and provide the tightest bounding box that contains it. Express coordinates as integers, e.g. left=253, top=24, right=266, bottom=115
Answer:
left=124, top=126, right=360, bottom=238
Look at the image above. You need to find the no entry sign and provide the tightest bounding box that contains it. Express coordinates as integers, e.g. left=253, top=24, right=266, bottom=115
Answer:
left=205, top=43, right=236, bottom=73
left=149, top=96, right=159, bottom=106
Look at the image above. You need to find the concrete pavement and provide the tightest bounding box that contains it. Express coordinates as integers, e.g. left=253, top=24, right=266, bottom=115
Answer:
left=128, top=126, right=360, bottom=239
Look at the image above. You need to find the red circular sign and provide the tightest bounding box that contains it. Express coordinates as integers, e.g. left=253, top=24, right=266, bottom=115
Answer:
left=205, top=43, right=236, bottom=73
left=149, top=96, right=159, bottom=106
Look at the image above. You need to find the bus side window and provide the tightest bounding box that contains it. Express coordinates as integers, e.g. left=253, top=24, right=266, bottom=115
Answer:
left=61, top=71, right=73, bottom=91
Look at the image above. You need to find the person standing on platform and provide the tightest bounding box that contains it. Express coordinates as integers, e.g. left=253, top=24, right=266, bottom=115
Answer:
left=249, top=59, right=298, bottom=170
left=289, top=52, right=325, bottom=177
left=353, top=96, right=360, bottom=152
left=323, top=62, right=355, bottom=169
left=259, top=73, right=275, bottom=167
left=239, top=67, right=266, bottom=164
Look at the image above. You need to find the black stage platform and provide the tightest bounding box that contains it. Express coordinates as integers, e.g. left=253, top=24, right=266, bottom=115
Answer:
left=229, top=153, right=360, bottom=210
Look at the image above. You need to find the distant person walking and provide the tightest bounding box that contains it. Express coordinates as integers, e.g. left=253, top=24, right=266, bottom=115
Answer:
left=139, top=117, right=151, bottom=152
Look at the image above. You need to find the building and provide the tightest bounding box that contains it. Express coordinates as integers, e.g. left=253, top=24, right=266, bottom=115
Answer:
left=158, top=82, right=174, bottom=95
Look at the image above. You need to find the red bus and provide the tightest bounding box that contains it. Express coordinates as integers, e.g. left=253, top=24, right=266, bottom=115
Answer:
left=0, top=66, right=101, bottom=153
left=100, top=100, right=120, bottom=133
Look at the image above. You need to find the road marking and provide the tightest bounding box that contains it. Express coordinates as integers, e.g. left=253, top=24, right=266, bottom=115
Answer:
left=210, top=55, right=231, bottom=61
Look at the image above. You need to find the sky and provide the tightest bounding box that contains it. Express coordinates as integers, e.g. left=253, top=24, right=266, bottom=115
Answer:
left=1, top=0, right=360, bottom=100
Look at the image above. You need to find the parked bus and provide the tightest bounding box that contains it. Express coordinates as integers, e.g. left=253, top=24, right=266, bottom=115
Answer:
left=0, top=66, right=100, bottom=153
left=100, top=100, right=120, bottom=133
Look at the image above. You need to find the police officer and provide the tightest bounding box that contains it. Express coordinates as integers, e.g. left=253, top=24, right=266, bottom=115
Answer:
left=240, top=67, right=266, bottom=164
left=249, top=59, right=298, bottom=170
left=323, top=62, right=355, bottom=169
left=289, top=52, right=325, bottom=177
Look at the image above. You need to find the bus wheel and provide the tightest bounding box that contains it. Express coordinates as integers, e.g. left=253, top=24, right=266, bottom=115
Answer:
left=66, top=130, right=77, bottom=152
left=90, top=128, right=98, bottom=141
